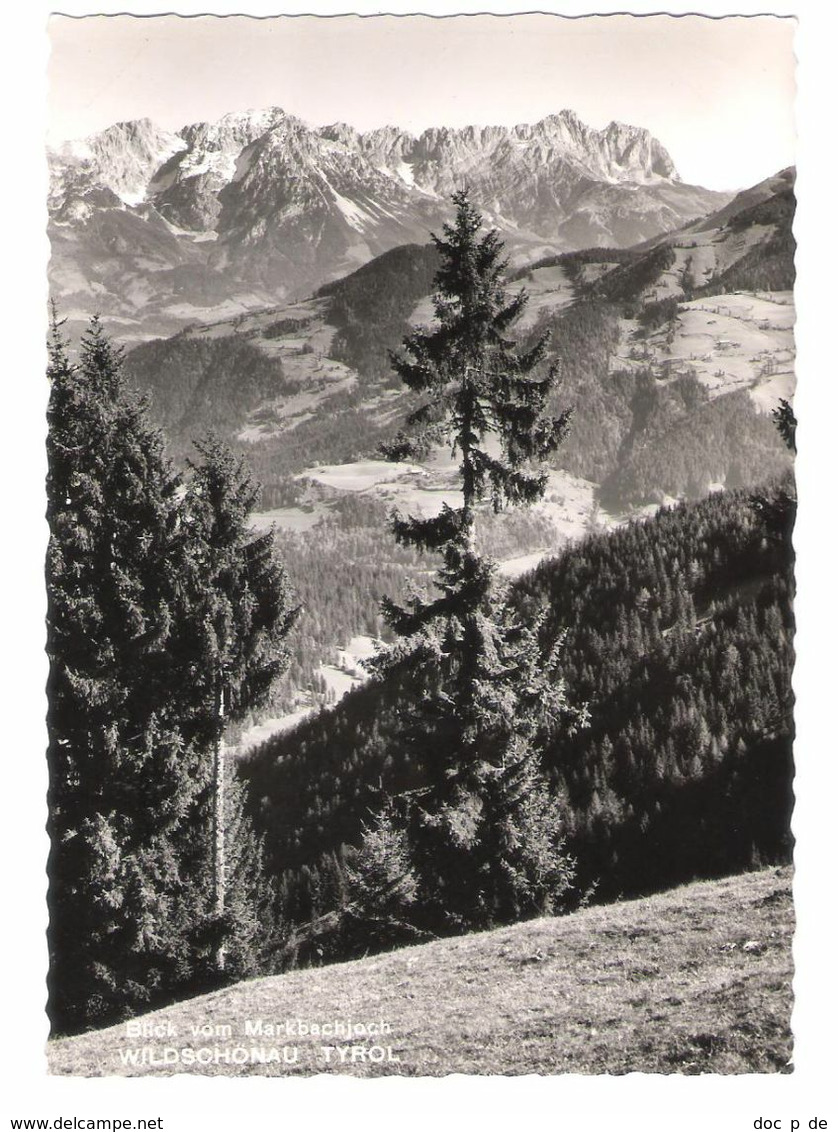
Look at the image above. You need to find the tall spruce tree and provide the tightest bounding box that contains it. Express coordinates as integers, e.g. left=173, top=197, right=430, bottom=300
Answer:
left=46, top=317, right=296, bottom=1032
left=178, top=435, right=299, bottom=971
left=47, top=315, right=199, bottom=1031
left=356, top=191, right=582, bottom=934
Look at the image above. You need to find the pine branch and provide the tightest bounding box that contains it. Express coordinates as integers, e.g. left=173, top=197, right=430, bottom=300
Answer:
left=390, top=504, right=466, bottom=550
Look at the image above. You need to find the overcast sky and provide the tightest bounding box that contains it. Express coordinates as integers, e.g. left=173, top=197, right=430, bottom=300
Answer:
left=47, top=13, right=795, bottom=192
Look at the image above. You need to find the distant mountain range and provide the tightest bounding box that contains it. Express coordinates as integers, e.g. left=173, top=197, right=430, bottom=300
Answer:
left=48, top=107, right=732, bottom=342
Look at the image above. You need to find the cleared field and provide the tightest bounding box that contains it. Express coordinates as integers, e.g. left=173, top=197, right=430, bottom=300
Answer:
left=411, top=261, right=576, bottom=332
left=517, top=263, right=577, bottom=327
left=296, top=458, right=598, bottom=538
left=248, top=504, right=331, bottom=533
left=298, top=459, right=427, bottom=493
left=612, top=290, right=795, bottom=410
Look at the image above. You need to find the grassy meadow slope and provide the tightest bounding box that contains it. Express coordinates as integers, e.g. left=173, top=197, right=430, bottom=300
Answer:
left=48, top=867, right=792, bottom=1077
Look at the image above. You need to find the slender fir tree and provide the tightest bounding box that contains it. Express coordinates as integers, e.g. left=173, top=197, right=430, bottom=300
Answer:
left=355, top=190, right=582, bottom=934
left=178, top=435, right=300, bottom=971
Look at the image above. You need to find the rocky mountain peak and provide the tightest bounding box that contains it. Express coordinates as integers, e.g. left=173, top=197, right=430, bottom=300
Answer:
left=178, top=107, right=287, bottom=151
left=320, top=122, right=363, bottom=148
left=149, top=108, right=312, bottom=230
left=602, top=120, right=678, bottom=181
left=51, top=117, right=187, bottom=206
left=535, top=109, right=588, bottom=135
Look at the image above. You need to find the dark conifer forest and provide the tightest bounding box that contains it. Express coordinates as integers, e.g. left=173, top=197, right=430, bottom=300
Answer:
left=240, top=482, right=794, bottom=958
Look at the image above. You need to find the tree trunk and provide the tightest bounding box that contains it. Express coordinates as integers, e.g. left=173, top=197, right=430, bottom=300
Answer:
left=213, top=678, right=226, bottom=971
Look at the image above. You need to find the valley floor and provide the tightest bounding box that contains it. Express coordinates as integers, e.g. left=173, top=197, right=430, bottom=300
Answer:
left=48, top=867, right=793, bottom=1077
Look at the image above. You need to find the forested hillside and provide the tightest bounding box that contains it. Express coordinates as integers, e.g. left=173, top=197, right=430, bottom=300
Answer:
left=694, top=178, right=796, bottom=296
left=316, top=243, right=441, bottom=379
left=529, top=299, right=790, bottom=505
left=240, top=482, right=794, bottom=948
left=114, top=167, right=793, bottom=518
left=529, top=482, right=794, bottom=896
left=123, top=334, right=290, bottom=454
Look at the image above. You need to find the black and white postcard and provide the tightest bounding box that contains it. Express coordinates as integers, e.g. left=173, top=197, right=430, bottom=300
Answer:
left=3, top=1, right=835, bottom=1128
